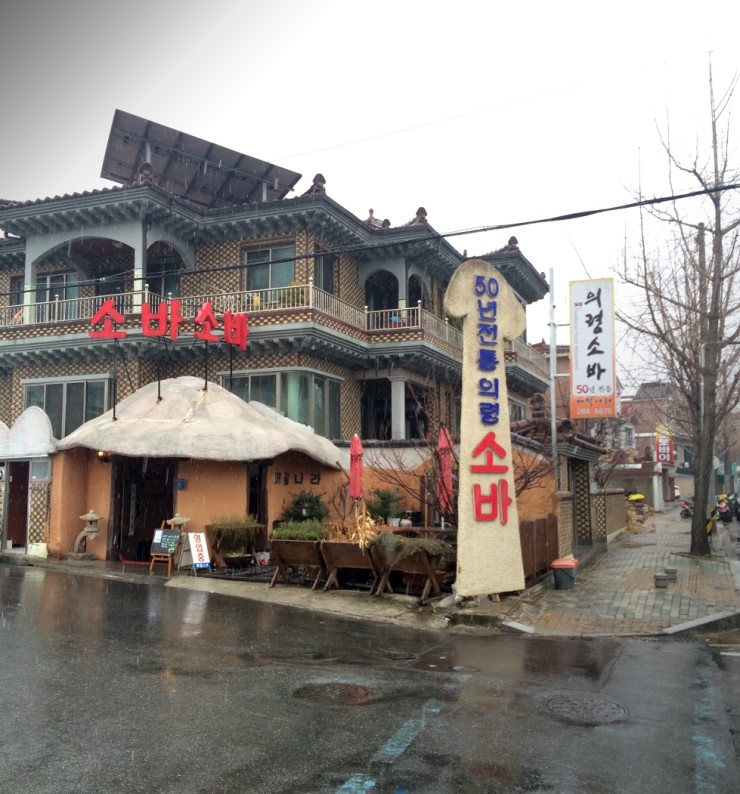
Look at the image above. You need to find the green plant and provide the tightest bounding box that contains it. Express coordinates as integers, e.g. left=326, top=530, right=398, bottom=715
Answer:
left=282, top=490, right=329, bottom=523
left=365, top=488, right=406, bottom=522
left=278, top=281, right=307, bottom=307
left=207, top=513, right=262, bottom=545
left=367, top=531, right=453, bottom=562
left=272, top=520, right=327, bottom=541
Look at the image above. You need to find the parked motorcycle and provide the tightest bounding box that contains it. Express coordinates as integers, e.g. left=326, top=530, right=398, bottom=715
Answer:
left=725, top=492, right=740, bottom=521
left=678, top=498, right=694, bottom=519
left=717, top=498, right=733, bottom=524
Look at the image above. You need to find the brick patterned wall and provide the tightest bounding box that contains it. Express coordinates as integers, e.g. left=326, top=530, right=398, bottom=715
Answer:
left=591, top=489, right=607, bottom=537
left=342, top=378, right=361, bottom=437
left=0, top=271, right=12, bottom=309
left=0, top=480, right=5, bottom=536
left=572, top=461, right=592, bottom=542
left=0, top=375, right=12, bottom=427
left=294, top=231, right=312, bottom=282
left=557, top=492, right=574, bottom=556
left=589, top=490, right=626, bottom=539
left=337, top=252, right=364, bottom=307
left=603, top=489, right=626, bottom=537
left=187, top=240, right=242, bottom=295
left=28, top=482, right=50, bottom=544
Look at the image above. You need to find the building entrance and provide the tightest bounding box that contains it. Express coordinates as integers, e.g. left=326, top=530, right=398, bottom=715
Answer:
left=110, top=457, right=176, bottom=561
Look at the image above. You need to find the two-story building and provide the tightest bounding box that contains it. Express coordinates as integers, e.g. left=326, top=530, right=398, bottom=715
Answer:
left=0, top=109, right=552, bottom=562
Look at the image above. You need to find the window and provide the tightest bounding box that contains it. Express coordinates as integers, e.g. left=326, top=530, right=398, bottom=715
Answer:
left=146, top=257, right=181, bottom=298
left=30, top=460, right=51, bottom=482
left=35, top=272, right=79, bottom=322
left=509, top=400, right=527, bottom=423
left=313, top=246, right=336, bottom=294
left=24, top=377, right=110, bottom=439
left=10, top=276, right=24, bottom=309
left=245, top=246, right=295, bottom=294
left=223, top=370, right=341, bottom=439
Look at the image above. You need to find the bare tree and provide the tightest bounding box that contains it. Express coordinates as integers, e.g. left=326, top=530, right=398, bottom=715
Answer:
left=367, top=433, right=554, bottom=526
left=618, top=65, right=740, bottom=556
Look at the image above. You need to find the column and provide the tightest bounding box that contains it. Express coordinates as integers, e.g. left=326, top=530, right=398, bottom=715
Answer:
left=132, top=221, right=148, bottom=313
left=389, top=376, right=406, bottom=440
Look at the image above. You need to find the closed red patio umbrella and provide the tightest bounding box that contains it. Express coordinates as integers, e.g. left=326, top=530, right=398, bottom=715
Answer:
left=349, top=433, right=364, bottom=502
left=436, top=425, right=454, bottom=516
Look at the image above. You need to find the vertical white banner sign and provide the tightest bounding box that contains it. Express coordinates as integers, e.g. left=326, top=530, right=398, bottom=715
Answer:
left=569, top=278, right=616, bottom=419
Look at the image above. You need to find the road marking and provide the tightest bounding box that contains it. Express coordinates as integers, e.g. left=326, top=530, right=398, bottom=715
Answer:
left=719, top=651, right=740, bottom=657
left=337, top=679, right=468, bottom=792
left=693, top=664, right=726, bottom=793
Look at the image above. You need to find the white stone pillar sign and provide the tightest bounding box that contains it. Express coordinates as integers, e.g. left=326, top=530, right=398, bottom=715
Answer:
left=444, top=259, right=526, bottom=596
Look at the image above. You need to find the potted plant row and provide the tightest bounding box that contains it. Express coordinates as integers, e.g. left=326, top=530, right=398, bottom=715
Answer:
left=268, top=491, right=454, bottom=597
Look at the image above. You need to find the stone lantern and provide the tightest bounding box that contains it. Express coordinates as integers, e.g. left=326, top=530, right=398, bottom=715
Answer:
left=71, top=509, right=102, bottom=557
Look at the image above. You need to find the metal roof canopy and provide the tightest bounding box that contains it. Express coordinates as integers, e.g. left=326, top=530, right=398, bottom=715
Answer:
left=101, top=110, right=302, bottom=209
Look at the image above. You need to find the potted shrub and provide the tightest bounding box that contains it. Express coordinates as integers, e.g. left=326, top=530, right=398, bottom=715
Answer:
left=365, top=488, right=406, bottom=526
left=281, top=490, right=329, bottom=523
left=269, top=519, right=328, bottom=589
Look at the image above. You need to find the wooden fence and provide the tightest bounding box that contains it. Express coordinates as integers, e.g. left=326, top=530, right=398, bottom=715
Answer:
left=519, top=514, right=559, bottom=584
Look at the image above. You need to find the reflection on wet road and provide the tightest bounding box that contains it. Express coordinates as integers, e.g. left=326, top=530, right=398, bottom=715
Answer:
left=1, top=566, right=738, bottom=793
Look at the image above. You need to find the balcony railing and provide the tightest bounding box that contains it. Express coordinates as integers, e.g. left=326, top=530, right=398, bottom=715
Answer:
left=505, top=336, right=549, bottom=378
left=1, top=282, right=466, bottom=349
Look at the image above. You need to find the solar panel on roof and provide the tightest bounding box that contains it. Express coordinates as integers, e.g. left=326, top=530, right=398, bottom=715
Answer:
left=100, top=110, right=302, bottom=209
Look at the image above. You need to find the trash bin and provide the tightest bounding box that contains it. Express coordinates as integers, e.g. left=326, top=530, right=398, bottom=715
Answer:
left=551, top=557, right=579, bottom=590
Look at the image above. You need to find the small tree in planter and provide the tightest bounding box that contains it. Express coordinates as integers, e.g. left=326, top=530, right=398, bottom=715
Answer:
left=365, top=488, right=406, bottom=526
left=281, top=491, right=329, bottom=523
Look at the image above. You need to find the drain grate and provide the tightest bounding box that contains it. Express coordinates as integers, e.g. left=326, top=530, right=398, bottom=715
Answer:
left=546, top=695, right=628, bottom=724
left=293, top=683, right=377, bottom=705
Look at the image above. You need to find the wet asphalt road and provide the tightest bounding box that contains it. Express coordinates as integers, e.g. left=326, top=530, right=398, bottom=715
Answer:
left=1, top=565, right=738, bottom=794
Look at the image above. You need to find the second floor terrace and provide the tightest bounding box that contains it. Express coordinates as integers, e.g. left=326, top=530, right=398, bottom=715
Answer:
left=0, top=280, right=550, bottom=392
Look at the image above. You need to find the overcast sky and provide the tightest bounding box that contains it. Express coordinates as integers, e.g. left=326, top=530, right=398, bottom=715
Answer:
left=1, top=1, right=739, bottom=392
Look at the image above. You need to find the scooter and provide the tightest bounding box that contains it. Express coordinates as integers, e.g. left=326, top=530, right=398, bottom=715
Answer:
left=678, top=498, right=693, bottom=519
left=726, top=492, right=740, bottom=521
left=717, top=498, right=733, bottom=523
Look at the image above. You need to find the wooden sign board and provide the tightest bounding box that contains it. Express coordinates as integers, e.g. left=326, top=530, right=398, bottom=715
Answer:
left=150, top=529, right=181, bottom=555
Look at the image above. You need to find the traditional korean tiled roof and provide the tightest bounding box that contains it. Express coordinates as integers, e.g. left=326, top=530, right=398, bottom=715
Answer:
left=511, top=393, right=607, bottom=460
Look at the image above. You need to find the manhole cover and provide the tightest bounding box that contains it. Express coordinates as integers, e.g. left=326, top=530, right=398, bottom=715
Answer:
left=545, top=695, right=628, bottom=724
left=293, top=683, right=376, bottom=705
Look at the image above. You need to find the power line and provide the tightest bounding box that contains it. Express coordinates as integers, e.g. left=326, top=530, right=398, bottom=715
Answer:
left=2, top=181, right=738, bottom=300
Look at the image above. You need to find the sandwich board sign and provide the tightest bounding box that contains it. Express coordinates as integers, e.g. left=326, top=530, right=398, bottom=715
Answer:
left=150, top=529, right=181, bottom=555
left=178, top=532, right=212, bottom=574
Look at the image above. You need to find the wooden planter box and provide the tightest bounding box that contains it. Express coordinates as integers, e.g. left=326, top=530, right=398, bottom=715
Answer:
left=370, top=545, right=448, bottom=600
left=269, top=540, right=327, bottom=590
left=206, top=523, right=265, bottom=569
left=319, top=541, right=378, bottom=591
